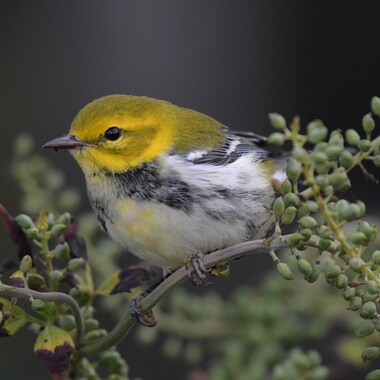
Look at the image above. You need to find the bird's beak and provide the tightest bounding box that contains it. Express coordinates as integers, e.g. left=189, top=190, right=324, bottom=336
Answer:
left=43, top=134, right=90, bottom=150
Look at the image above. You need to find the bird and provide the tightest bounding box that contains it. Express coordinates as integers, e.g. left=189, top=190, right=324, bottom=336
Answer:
left=43, top=95, right=277, bottom=274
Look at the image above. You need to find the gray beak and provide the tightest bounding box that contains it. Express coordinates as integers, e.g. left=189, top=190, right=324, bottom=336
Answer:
left=43, top=134, right=90, bottom=150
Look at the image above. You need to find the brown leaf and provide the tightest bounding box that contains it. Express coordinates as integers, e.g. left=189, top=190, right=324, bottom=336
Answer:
left=111, top=265, right=161, bottom=294
left=0, top=203, right=32, bottom=260
left=63, top=219, right=88, bottom=260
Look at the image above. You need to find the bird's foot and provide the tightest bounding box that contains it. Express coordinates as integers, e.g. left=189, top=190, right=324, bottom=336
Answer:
left=129, top=296, right=157, bottom=327
left=185, top=253, right=211, bottom=286
left=210, top=263, right=230, bottom=278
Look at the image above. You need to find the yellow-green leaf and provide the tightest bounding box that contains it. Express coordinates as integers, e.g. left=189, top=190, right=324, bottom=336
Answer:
left=34, top=325, right=75, bottom=380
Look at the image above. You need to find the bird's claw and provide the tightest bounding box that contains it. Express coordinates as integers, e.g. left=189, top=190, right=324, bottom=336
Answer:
left=185, top=253, right=211, bottom=285
left=129, top=297, right=157, bottom=327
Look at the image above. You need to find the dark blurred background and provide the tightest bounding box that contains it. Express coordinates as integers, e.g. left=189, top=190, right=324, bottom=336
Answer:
left=1, top=1, right=380, bottom=379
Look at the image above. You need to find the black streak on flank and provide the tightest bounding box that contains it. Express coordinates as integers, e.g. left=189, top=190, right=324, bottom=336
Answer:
left=108, top=162, right=194, bottom=213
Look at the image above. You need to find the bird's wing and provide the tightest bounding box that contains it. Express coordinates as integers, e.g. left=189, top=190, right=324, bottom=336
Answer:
left=179, top=130, right=270, bottom=166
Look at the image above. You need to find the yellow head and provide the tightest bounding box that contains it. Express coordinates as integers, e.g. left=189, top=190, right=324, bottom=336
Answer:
left=43, top=95, right=225, bottom=174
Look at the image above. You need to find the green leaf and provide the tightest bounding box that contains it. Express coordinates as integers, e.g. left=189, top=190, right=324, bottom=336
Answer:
left=0, top=297, right=29, bottom=337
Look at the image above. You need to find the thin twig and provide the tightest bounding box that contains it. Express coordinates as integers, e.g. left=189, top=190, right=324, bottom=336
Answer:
left=0, top=283, right=84, bottom=343
left=77, top=234, right=337, bottom=356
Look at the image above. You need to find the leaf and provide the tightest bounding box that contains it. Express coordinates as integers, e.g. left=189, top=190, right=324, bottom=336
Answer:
left=64, top=219, right=88, bottom=260
left=27, top=272, right=47, bottom=292
left=9, top=270, right=25, bottom=288
left=0, top=259, right=17, bottom=276
left=0, top=297, right=29, bottom=337
left=0, top=203, right=33, bottom=260
left=97, top=265, right=160, bottom=295
left=34, top=325, right=75, bottom=380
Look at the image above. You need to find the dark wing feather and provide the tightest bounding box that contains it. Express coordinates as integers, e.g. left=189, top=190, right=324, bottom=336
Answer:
left=181, top=130, right=270, bottom=166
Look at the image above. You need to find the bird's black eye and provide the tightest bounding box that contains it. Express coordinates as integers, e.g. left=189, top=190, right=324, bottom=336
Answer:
left=105, top=127, right=121, bottom=141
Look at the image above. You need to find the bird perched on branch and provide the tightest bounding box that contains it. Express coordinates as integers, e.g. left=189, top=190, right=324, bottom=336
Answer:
left=44, top=95, right=277, bottom=274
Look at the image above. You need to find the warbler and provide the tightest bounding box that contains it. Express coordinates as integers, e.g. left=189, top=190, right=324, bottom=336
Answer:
left=43, top=95, right=277, bottom=271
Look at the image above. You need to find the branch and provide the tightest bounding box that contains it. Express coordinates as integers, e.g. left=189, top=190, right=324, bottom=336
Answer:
left=77, top=234, right=337, bottom=356
left=0, top=283, right=84, bottom=343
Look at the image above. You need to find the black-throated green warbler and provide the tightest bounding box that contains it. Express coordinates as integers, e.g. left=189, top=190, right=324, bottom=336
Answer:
left=44, top=95, right=278, bottom=270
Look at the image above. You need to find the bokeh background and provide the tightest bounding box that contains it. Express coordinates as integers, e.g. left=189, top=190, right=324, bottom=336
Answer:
left=1, top=1, right=380, bottom=379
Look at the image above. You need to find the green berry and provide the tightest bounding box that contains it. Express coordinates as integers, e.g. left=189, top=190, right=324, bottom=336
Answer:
left=362, top=292, right=378, bottom=302
left=347, top=296, right=362, bottom=311
left=291, top=147, right=308, bottom=161
left=356, top=201, right=366, bottom=216
left=26, top=227, right=39, bottom=239
left=57, top=212, right=71, bottom=226
left=59, top=315, right=76, bottom=331
left=305, top=266, right=320, bottom=283
left=343, top=286, right=356, bottom=301
left=31, top=299, right=47, bottom=312
left=20, top=255, right=32, bottom=273
left=301, top=228, right=312, bottom=241
left=315, top=162, right=332, bottom=175
left=314, top=141, right=328, bottom=152
left=367, top=281, right=379, bottom=295
left=362, top=347, right=380, bottom=363
left=299, top=216, right=318, bottom=229
left=372, top=250, right=380, bottom=265
left=349, top=258, right=362, bottom=272
left=329, top=132, right=344, bottom=147
left=50, top=223, right=67, bottom=237
left=85, top=318, right=100, bottom=331
left=283, top=193, right=299, bottom=208
left=335, top=199, right=348, bottom=213
left=360, top=301, right=377, bottom=319
left=345, top=129, right=360, bottom=146
left=311, top=366, right=329, bottom=380
left=85, top=329, right=108, bottom=342
left=315, top=175, right=329, bottom=189
left=339, top=151, right=354, bottom=170
left=363, top=114, right=375, bottom=133
left=335, top=274, right=348, bottom=289
left=277, top=262, right=294, bottom=280
left=348, top=232, right=368, bottom=245
left=319, top=256, right=335, bottom=272
left=325, top=145, right=343, bottom=160
left=358, top=139, right=371, bottom=152
left=316, top=226, right=333, bottom=239
left=287, top=233, right=304, bottom=247
left=267, top=132, right=285, bottom=147
left=339, top=204, right=362, bottom=222
left=15, top=214, right=34, bottom=229
left=355, top=322, right=375, bottom=338
left=49, top=270, right=64, bottom=282
left=329, top=170, right=351, bottom=192
left=318, top=239, right=331, bottom=251
left=54, top=242, right=70, bottom=260
left=273, top=197, right=285, bottom=218
left=280, top=179, right=292, bottom=195
left=308, top=125, right=328, bottom=144
left=325, top=265, right=341, bottom=281
left=281, top=206, right=297, bottom=225
left=323, top=185, right=334, bottom=195
left=366, top=369, right=380, bottom=380
left=371, top=96, right=380, bottom=116
left=297, top=258, right=313, bottom=277
left=268, top=113, right=286, bottom=130
left=68, top=258, right=85, bottom=271
left=357, top=222, right=377, bottom=242
left=286, top=158, right=302, bottom=182
left=312, top=151, right=329, bottom=165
